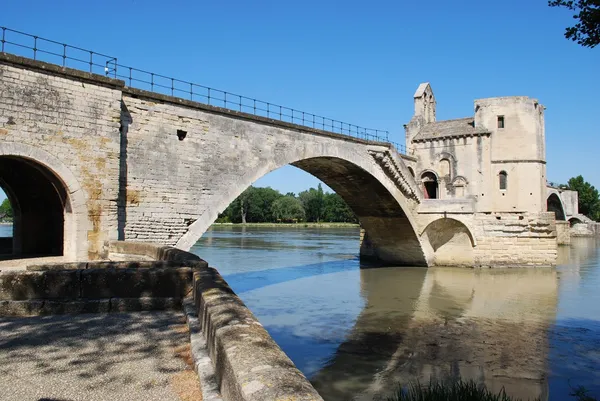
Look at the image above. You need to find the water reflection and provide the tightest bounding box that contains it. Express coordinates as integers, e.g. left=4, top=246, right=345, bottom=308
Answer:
left=310, top=267, right=558, bottom=401
left=194, top=226, right=600, bottom=400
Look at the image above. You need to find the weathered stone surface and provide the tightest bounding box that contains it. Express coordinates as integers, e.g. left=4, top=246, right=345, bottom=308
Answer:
left=110, top=297, right=181, bottom=312
left=0, top=271, right=46, bottom=300
left=27, top=262, right=89, bottom=271
left=0, top=55, right=122, bottom=260
left=80, top=267, right=194, bottom=299
left=193, top=268, right=323, bottom=401
left=41, top=299, right=111, bottom=315
left=0, top=300, right=44, bottom=316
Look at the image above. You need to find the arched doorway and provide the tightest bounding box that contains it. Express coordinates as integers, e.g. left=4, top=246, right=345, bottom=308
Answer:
left=0, top=156, right=70, bottom=257
left=547, top=193, right=566, bottom=221
left=421, top=171, right=438, bottom=199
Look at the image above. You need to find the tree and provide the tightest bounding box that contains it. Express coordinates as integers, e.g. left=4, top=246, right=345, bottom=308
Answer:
left=567, top=175, right=600, bottom=220
left=323, top=193, right=357, bottom=223
left=0, top=199, right=12, bottom=221
left=549, top=0, right=600, bottom=48
left=298, top=184, right=325, bottom=222
left=271, top=196, right=305, bottom=222
left=218, top=186, right=284, bottom=223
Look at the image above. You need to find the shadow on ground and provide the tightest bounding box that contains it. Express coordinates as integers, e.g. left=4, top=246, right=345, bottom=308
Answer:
left=0, top=312, right=197, bottom=401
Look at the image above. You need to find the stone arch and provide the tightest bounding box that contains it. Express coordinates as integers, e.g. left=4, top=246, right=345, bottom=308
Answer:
left=420, top=170, right=439, bottom=199
left=547, top=193, right=566, bottom=221
left=439, top=158, right=451, bottom=177
left=568, top=217, right=583, bottom=227
left=0, top=142, right=87, bottom=259
left=176, top=147, right=429, bottom=266
left=452, top=176, right=468, bottom=197
left=421, top=218, right=475, bottom=266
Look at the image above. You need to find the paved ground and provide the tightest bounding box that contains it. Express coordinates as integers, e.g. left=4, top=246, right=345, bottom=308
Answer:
left=0, top=311, right=203, bottom=401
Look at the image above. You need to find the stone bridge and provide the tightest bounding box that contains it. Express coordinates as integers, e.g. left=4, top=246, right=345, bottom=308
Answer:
left=0, top=52, right=557, bottom=267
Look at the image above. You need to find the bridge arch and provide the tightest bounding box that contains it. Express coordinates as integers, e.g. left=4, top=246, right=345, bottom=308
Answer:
left=420, top=218, right=475, bottom=266
left=0, top=142, right=87, bottom=259
left=176, top=145, right=430, bottom=266
left=547, top=193, right=566, bottom=221
left=568, top=217, right=583, bottom=226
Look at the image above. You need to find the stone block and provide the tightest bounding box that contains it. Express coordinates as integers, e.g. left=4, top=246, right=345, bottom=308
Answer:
left=26, top=262, right=88, bottom=271
left=0, top=300, right=44, bottom=316
left=80, top=267, right=194, bottom=299
left=0, top=271, right=45, bottom=300
left=41, top=299, right=110, bottom=314
left=110, top=297, right=181, bottom=312
left=42, top=270, right=80, bottom=299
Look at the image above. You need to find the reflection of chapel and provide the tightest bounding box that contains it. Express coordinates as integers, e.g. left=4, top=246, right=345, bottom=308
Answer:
left=402, top=83, right=548, bottom=215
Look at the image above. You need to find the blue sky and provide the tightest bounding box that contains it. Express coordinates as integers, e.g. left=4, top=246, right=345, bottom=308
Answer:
left=1, top=0, right=598, bottom=200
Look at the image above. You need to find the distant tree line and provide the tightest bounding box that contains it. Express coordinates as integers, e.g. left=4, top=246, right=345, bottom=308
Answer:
left=216, top=184, right=357, bottom=224
left=0, top=199, right=13, bottom=222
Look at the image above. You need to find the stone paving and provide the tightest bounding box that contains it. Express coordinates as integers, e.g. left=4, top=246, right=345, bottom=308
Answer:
left=0, top=311, right=203, bottom=401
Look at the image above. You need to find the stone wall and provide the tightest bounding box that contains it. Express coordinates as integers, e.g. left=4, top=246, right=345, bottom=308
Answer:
left=120, top=90, right=425, bottom=265
left=417, top=212, right=557, bottom=267
left=0, top=54, right=123, bottom=259
left=0, top=242, right=208, bottom=316
left=472, top=212, right=557, bottom=267
left=556, top=220, right=570, bottom=245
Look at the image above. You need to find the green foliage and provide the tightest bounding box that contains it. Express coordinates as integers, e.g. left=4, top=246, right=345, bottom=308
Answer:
left=567, top=175, right=600, bottom=220
left=570, top=385, right=598, bottom=401
left=549, top=0, right=600, bottom=48
left=0, top=199, right=12, bottom=221
left=271, top=196, right=305, bottom=222
left=323, top=193, right=357, bottom=223
left=298, top=183, right=325, bottom=222
left=217, top=184, right=357, bottom=224
left=384, top=379, right=538, bottom=401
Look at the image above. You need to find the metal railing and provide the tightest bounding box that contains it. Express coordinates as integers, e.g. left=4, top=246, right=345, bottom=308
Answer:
left=0, top=26, right=406, bottom=153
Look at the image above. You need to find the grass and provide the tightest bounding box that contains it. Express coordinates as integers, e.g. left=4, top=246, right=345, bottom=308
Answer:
left=382, top=379, right=598, bottom=401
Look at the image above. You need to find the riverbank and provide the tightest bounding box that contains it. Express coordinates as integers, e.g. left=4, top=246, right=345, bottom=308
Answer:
left=212, top=222, right=359, bottom=228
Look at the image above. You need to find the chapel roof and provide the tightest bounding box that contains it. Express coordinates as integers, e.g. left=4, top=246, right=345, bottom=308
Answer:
left=412, top=117, right=490, bottom=142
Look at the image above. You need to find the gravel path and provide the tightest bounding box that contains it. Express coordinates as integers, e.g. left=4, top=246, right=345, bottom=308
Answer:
left=0, top=311, right=202, bottom=401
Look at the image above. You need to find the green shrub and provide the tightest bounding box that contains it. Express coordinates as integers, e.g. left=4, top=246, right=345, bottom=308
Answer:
left=382, top=379, right=538, bottom=401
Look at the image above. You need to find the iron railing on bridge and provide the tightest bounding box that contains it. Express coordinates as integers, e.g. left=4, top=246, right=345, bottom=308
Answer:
left=0, top=26, right=406, bottom=154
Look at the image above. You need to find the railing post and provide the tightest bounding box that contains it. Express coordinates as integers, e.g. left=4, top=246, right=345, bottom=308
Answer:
left=1, top=27, right=5, bottom=52
left=151, top=73, right=154, bottom=91
left=33, top=36, right=37, bottom=60
left=89, top=51, right=93, bottom=72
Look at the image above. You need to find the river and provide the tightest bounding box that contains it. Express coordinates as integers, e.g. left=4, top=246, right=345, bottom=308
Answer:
left=191, top=225, right=600, bottom=401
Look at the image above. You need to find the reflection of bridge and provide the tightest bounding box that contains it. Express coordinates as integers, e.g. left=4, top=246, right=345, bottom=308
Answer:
left=310, top=265, right=558, bottom=401
left=0, top=27, right=560, bottom=267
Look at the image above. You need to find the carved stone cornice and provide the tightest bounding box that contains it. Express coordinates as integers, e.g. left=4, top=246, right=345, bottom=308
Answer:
left=369, top=149, right=421, bottom=203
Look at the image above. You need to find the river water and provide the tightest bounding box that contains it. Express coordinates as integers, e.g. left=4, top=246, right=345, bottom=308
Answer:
left=191, top=226, right=600, bottom=401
